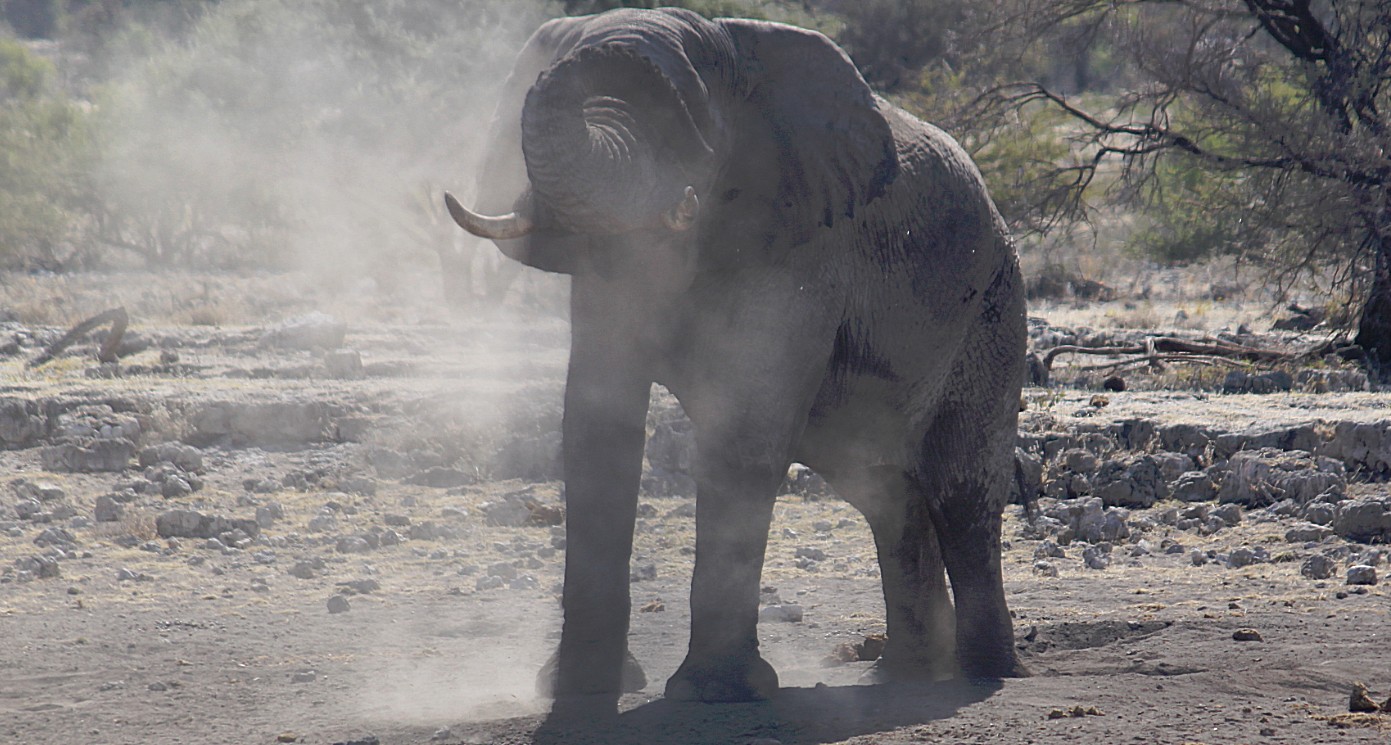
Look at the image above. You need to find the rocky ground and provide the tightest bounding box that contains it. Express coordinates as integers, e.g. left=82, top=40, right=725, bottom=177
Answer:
left=2, top=274, right=1391, bottom=745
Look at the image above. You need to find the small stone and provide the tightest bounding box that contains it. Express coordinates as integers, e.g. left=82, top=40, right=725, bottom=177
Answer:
left=1082, top=546, right=1110, bottom=570
left=1286, top=523, right=1333, bottom=543
left=640, top=600, right=665, bottom=613
left=291, top=670, right=317, bottom=683
left=336, top=536, right=372, bottom=554
left=326, top=595, right=351, bottom=614
left=1227, top=546, right=1258, bottom=568
left=1349, top=681, right=1380, bottom=713
left=1346, top=564, right=1378, bottom=586
left=1301, top=554, right=1337, bottom=580
left=1189, top=550, right=1209, bottom=567
left=1032, top=560, right=1058, bottom=577
left=148, top=681, right=168, bottom=691
left=93, top=495, right=123, bottom=523
left=277, top=733, right=298, bottom=743
left=1210, top=503, right=1242, bottom=526
left=475, top=575, right=504, bottom=591
left=1232, top=628, right=1263, bottom=642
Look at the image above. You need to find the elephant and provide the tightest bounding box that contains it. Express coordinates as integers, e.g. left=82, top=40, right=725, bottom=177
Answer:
left=444, top=7, right=1028, bottom=703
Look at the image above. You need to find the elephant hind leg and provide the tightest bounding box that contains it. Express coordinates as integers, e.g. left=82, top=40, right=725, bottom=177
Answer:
left=828, top=465, right=957, bottom=682
left=914, top=407, right=1028, bottom=680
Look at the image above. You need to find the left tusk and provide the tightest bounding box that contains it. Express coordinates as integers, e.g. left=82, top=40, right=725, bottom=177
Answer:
left=444, top=192, right=535, bottom=240
left=661, top=186, right=700, bottom=232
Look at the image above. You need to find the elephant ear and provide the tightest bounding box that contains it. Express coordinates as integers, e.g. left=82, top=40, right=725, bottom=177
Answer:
left=470, top=17, right=593, bottom=272
left=717, top=20, right=898, bottom=252
left=473, top=16, right=589, bottom=217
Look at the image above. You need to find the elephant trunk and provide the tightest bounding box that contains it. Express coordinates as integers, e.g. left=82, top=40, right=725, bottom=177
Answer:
left=521, top=45, right=710, bottom=233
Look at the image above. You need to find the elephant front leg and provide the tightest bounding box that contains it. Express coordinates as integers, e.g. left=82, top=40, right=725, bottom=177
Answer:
left=547, top=357, right=651, bottom=699
left=665, top=458, right=784, bottom=703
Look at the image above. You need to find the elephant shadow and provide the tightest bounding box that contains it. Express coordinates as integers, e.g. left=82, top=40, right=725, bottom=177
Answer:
left=532, top=680, right=1002, bottom=745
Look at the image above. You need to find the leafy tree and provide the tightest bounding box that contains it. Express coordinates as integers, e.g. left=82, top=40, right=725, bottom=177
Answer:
left=0, top=37, right=91, bottom=268
left=973, top=1, right=1391, bottom=371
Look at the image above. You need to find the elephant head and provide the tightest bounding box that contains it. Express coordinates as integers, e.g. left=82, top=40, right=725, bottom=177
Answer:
left=447, top=8, right=897, bottom=283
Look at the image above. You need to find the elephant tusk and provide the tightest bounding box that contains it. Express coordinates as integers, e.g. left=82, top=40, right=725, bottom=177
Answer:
left=443, top=192, right=535, bottom=240
left=661, top=186, right=700, bottom=232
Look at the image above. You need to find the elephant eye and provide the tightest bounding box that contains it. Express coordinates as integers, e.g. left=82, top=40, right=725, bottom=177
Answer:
left=722, top=188, right=742, bottom=203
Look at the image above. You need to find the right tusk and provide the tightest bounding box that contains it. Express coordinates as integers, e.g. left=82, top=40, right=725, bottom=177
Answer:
left=443, top=192, right=535, bottom=240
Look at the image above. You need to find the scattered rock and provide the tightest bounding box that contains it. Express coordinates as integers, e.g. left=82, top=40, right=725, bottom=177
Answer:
left=1346, top=564, right=1378, bottom=586
left=1332, top=498, right=1391, bottom=542
left=326, top=595, right=351, bottom=614
left=1091, top=456, right=1168, bottom=508
left=1082, top=545, right=1110, bottom=570
left=1301, top=555, right=1337, bottom=580
left=1286, top=522, right=1333, bottom=543
left=0, top=397, right=52, bottom=448
left=289, top=559, right=324, bottom=579
left=41, top=438, right=135, bottom=472
left=1232, top=628, right=1263, bottom=642
left=155, top=509, right=259, bottom=540
left=324, top=349, right=364, bottom=379
left=1169, top=470, right=1216, bottom=502
left=93, top=495, right=123, bottom=522
left=336, top=536, right=372, bottom=554
left=138, top=443, right=204, bottom=473
left=14, top=555, right=60, bottom=579
left=1218, top=449, right=1345, bottom=507
left=1349, top=682, right=1380, bottom=713
left=1222, top=370, right=1293, bottom=394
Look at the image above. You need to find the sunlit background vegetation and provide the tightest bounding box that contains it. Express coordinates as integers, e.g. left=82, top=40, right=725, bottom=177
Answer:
left=1, top=1, right=1388, bottom=363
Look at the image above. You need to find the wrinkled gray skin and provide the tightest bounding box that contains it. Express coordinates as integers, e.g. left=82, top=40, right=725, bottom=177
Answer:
left=448, top=8, right=1027, bottom=704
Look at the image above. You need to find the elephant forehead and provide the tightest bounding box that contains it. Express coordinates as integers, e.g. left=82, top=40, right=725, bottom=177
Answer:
left=562, top=9, right=736, bottom=116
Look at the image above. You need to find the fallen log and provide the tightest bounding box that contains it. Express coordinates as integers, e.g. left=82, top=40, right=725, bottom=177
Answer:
left=27, top=307, right=130, bottom=369
left=1042, top=337, right=1289, bottom=370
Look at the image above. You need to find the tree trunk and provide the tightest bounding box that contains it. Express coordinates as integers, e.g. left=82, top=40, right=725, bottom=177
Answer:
left=1355, top=213, right=1391, bottom=379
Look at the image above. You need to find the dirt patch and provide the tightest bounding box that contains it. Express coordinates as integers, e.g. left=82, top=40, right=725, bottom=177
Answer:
left=2, top=276, right=1391, bottom=744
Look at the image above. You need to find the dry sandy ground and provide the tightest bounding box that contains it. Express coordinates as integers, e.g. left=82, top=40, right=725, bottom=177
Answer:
left=1, top=274, right=1389, bottom=745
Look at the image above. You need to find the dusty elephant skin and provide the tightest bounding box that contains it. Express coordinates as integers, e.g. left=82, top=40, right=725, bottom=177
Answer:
left=448, top=8, right=1025, bottom=706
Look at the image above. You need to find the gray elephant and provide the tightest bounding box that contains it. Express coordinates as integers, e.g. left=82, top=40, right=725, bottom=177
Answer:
left=446, top=7, right=1027, bottom=703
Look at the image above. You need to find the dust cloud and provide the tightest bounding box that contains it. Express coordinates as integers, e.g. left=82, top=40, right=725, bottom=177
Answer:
left=88, top=0, right=568, bottom=729
left=88, top=0, right=557, bottom=317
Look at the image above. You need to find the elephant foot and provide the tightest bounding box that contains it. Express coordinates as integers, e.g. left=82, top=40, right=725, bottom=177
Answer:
left=664, top=653, right=779, bottom=702
left=536, top=649, right=648, bottom=698
left=958, top=649, right=1030, bottom=681
left=857, top=655, right=957, bottom=686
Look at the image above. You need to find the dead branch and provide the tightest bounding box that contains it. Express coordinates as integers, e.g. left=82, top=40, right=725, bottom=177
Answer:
left=1075, top=353, right=1252, bottom=376
left=1042, top=337, right=1289, bottom=369
left=28, top=307, right=130, bottom=369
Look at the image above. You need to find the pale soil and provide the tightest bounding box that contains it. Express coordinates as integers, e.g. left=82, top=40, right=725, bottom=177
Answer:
left=1, top=271, right=1389, bottom=745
